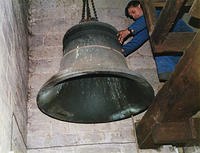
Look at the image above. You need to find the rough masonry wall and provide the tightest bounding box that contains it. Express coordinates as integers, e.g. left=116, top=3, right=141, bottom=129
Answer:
left=0, top=0, right=29, bottom=153
left=27, top=0, right=179, bottom=153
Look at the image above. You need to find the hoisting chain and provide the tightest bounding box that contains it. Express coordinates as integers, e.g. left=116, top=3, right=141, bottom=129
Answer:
left=80, top=0, right=98, bottom=23
left=91, top=0, right=98, bottom=21
left=87, top=0, right=91, bottom=19
left=81, top=0, right=86, bottom=21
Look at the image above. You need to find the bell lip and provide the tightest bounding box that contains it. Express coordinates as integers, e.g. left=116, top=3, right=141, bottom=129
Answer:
left=37, top=109, right=143, bottom=124
left=37, top=68, right=155, bottom=123
left=36, top=107, right=145, bottom=124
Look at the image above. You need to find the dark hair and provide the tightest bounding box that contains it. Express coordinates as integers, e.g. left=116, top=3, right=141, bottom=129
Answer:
left=125, top=1, right=140, bottom=19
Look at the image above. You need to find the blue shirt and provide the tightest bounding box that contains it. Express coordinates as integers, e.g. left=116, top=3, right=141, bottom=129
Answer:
left=122, top=10, right=193, bottom=74
left=122, top=10, right=193, bottom=56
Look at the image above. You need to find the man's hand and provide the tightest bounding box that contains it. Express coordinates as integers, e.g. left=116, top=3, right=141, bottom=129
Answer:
left=117, top=29, right=130, bottom=44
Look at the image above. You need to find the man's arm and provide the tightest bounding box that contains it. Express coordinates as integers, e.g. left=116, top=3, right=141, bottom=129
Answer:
left=128, top=16, right=146, bottom=35
left=122, top=29, right=149, bottom=56
left=117, top=15, right=147, bottom=43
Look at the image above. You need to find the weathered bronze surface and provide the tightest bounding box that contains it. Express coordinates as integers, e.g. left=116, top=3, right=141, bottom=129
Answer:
left=37, top=21, right=154, bottom=123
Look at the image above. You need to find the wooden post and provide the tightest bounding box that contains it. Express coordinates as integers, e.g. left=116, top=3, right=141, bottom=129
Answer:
left=151, top=0, right=186, bottom=46
left=151, top=0, right=194, bottom=7
left=141, top=0, right=195, bottom=28
left=139, top=0, right=157, bottom=34
left=136, top=31, right=200, bottom=149
left=140, top=0, right=195, bottom=54
left=152, top=119, right=200, bottom=145
left=189, top=0, right=200, bottom=19
left=153, top=32, right=196, bottom=53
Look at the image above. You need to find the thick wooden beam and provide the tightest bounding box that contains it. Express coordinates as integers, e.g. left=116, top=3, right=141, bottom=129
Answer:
left=136, top=31, right=200, bottom=149
left=153, top=32, right=196, bottom=53
left=189, top=0, right=200, bottom=19
left=139, top=0, right=157, bottom=34
left=151, top=0, right=194, bottom=7
left=152, top=119, right=200, bottom=145
left=151, top=0, right=186, bottom=46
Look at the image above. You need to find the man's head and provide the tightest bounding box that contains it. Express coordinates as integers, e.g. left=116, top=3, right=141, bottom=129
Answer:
left=125, top=1, right=143, bottom=20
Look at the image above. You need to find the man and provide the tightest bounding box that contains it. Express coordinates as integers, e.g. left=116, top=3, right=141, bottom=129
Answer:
left=117, top=0, right=193, bottom=82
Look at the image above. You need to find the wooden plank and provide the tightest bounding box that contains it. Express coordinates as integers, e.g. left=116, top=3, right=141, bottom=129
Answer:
left=189, top=0, right=200, bottom=19
left=151, top=0, right=186, bottom=46
left=139, top=0, right=157, bottom=34
left=151, top=0, right=194, bottom=7
left=152, top=119, right=200, bottom=145
left=136, top=31, right=200, bottom=149
left=153, top=32, right=196, bottom=53
left=189, top=118, right=200, bottom=143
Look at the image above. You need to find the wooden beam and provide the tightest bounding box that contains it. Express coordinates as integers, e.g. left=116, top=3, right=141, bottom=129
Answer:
left=136, top=31, right=200, bottom=149
left=152, top=119, right=200, bottom=145
left=139, top=0, right=157, bottom=34
left=190, top=118, right=200, bottom=142
left=151, top=0, right=194, bottom=7
left=153, top=32, right=196, bottom=53
left=151, top=0, right=186, bottom=46
left=189, top=0, right=200, bottom=19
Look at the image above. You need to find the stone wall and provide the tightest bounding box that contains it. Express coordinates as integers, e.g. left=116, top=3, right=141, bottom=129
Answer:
left=0, top=0, right=29, bottom=153
left=27, top=0, right=198, bottom=153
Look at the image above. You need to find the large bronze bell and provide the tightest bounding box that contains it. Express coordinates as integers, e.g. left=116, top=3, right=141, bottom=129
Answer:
left=37, top=21, right=154, bottom=123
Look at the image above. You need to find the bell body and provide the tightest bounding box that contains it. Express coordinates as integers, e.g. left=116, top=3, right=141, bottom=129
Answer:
left=37, top=21, right=154, bottom=123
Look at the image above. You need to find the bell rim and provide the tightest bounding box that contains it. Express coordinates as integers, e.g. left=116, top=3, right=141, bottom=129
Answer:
left=37, top=68, right=155, bottom=123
